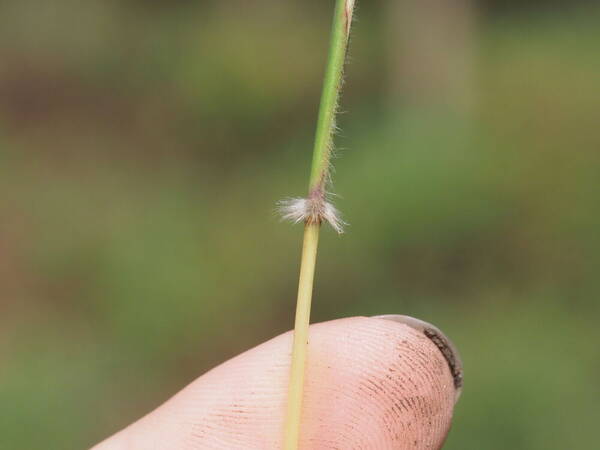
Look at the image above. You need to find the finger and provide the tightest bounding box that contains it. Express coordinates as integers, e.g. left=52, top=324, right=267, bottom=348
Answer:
left=93, top=316, right=461, bottom=450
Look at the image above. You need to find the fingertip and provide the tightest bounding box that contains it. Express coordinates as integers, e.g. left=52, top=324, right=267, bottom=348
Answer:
left=299, top=317, right=457, bottom=448
left=371, top=315, right=463, bottom=403
left=94, top=316, right=459, bottom=449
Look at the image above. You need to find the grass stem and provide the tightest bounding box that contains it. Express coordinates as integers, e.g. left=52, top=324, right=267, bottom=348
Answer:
left=283, top=223, right=320, bottom=450
left=282, top=1, right=355, bottom=448
left=309, top=0, right=355, bottom=192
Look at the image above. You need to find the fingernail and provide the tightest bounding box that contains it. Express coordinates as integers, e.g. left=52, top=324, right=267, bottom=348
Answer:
left=372, top=315, right=463, bottom=402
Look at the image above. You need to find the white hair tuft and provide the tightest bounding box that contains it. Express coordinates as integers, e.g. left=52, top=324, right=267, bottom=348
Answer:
left=278, top=197, right=346, bottom=234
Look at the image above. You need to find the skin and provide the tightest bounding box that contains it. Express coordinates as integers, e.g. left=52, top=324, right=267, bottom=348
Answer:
left=93, top=317, right=458, bottom=449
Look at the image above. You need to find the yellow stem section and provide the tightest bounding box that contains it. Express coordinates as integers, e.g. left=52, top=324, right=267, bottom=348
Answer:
left=283, top=223, right=320, bottom=450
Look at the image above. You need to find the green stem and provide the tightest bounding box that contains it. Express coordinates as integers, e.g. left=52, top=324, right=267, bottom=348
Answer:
left=283, top=1, right=355, bottom=449
left=308, top=0, right=355, bottom=192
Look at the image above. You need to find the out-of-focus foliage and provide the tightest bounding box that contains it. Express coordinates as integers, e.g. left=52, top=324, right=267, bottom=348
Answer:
left=0, top=1, right=598, bottom=448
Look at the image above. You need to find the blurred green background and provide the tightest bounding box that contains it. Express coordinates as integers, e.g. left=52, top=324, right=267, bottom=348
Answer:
left=1, top=0, right=599, bottom=448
